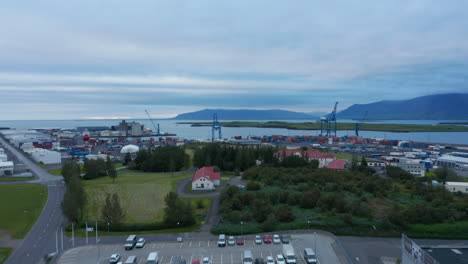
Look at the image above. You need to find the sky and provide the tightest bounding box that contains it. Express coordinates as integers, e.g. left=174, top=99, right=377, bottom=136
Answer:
left=1, top=0, right=468, bottom=120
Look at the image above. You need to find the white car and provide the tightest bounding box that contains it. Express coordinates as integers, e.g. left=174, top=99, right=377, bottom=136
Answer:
left=135, top=238, right=146, bottom=248
left=255, top=235, right=262, bottom=244
left=228, top=236, right=236, bottom=246
left=266, top=256, right=275, bottom=264
left=273, top=234, right=281, bottom=244
left=276, top=255, right=286, bottom=264
left=109, top=254, right=121, bottom=264
left=202, top=257, right=211, bottom=264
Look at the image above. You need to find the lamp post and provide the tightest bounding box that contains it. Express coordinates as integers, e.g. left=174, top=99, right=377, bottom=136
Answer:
left=314, top=232, right=317, bottom=255
left=307, top=220, right=310, bottom=229
left=107, top=222, right=110, bottom=233
left=240, top=221, right=243, bottom=238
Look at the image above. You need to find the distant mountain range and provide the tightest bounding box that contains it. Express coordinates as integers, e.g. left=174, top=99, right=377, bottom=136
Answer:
left=338, top=93, right=468, bottom=120
left=172, top=109, right=316, bottom=120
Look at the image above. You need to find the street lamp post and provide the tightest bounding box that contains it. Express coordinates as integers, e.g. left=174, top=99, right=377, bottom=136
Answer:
left=307, top=220, right=310, bottom=229
left=240, top=221, right=243, bottom=237
left=314, top=232, right=317, bottom=255
left=107, top=222, right=110, bottom=233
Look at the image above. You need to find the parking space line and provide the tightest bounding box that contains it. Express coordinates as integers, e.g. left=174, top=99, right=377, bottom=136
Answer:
left=180, top=242, right=183, bottom=248
left=231, top=253, right=233, bottom=264
left=170, top=256, right=174, bottom=264
left=208, top=241, right=210, bottom=247
left=162, top=242, right=166, bottom=248
left=190, top=255, right=193, bottom=264
left=221, top=254, right=223, bottom=264
left=190, top=241, right=192, bottom=247
left=199, top=241, right=201, bottom=247
left=160, top=256, right=164, bottom=264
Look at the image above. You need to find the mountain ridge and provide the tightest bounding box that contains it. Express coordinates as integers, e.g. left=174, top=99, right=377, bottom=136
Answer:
left=171, top=109, right=316, bottom=120
left=338, top=93, right=468, bottom=120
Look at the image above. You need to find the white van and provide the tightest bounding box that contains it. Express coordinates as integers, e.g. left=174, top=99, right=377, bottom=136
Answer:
left=125, top=255, right=137, bottom=264
left=147, top=252, right=159, bottom=264
left=303, top=248, right=317, bottom=263
left=243, top=250, right=253, bottom=264
left=125, top=235, right=137, bottom=250
left=218, top=234, right=226, bottom=247
left=282, top=244, right=296, bottom=264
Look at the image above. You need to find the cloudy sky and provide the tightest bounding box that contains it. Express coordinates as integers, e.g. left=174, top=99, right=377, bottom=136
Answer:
left=1, top=0, right=468, bottom=120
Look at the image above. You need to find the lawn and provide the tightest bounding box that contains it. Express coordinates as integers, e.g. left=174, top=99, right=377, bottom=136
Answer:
left=0, top=248, right=11, bottom=264
left=48, top=168, right=62, bottom=175
left=0, top=177, right=34, bottom=182
left=0, top=184, right=48, bottom=238
left=83, top=173, right=192, bottom=224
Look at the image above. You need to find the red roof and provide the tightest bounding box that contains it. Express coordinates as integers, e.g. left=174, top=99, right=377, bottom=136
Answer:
left=326, top=160, right=346, bottom=170
left=274, top=150, right=335, bottom=159
left=192, top=166, right=221, bottom=183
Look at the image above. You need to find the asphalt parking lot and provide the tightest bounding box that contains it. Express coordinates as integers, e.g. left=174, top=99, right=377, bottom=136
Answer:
left=58, top=234, right=345, bottom=264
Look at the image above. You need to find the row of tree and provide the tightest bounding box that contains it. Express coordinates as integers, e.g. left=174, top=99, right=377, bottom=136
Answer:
left=61, top=162, right=86, bottom=223
left=193, top=143, right=322, bottom=171
left=83, top=157, right=117, bottom=181
left=132, top=146, right=189, bottom=172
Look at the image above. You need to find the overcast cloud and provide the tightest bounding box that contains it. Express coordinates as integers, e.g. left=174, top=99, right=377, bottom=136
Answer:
left=1, top=0, right=467, bottom=119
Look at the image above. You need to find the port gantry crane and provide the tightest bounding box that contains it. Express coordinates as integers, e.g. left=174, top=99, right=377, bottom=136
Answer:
left=212, top=113, right=222, bottom=141
left=320, top=102, right=339, bottom=137
left=355, top=110, right=368, bottom=137
left=145, top=109, right=160, bottom=137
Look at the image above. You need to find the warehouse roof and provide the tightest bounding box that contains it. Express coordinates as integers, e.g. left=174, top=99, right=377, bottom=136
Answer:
left=446, top=181, right=468, bottom=187
left=438, top=155, right=468, bottom=163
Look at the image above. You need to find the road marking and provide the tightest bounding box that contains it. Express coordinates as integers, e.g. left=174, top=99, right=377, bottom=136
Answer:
left=221, top=254, right=223, bottom=264
left=160, top=256, right=164, bottom=264
left=162, top=242, right=165, bottom=248
left=231, top=253, right=233, bottom=264
left=190, top=241, right=192, bottom=247
left=170, top=256, right=174, bottom=264
left=180, top=242, right=183, bottom=248
left=152, top=243, right=156, bottom=248
left=190, top=255, right=193, bottom=264
left=199, top=241, right=201, bottom=247
left=208, top=240, right=210, bottom=247
left=261, top=252, right=263, bottom=258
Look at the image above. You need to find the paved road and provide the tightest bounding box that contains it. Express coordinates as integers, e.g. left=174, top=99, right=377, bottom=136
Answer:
left=0, top=136, right=68, bottom=264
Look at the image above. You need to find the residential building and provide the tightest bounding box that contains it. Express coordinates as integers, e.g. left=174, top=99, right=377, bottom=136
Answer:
left=274, top=150, right=336, bottom=168
left=192, top=166, right=221, bottom=191
left=444, top=182, right=468, bottom=194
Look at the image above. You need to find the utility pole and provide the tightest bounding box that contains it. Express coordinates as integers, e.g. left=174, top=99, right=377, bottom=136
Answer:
left=96, top=221, right=100, bottom=264
left=55, top=230, right=58, bottom=255
left=61, top=227, right=64, bottom=251
left=86, top=222, right=88, bottom=244
left=72, top=223, right=75, bottom=247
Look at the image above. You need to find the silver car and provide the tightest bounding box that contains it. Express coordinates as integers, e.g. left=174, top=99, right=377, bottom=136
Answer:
left=276, top=255, right=285, bottom=264
left=228, top=236, right=236, bottom=246
left=255, top=235, right=262, bottom=244
left=135, top=238, right=146, bottom=248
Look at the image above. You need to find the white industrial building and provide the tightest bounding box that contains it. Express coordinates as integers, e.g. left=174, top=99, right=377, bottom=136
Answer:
left=444, top=182, right=468, bottom=194
left=437, top=155, right=468, bottom=170
left=0, top=161, right=14, bottom=176
left=397, top=159, right=426, bottom=177
left=0, top=154, right=7, bottom=162
left=29, top=149, right=62, bottom=164
left=120, top=145, right=140, bottom=154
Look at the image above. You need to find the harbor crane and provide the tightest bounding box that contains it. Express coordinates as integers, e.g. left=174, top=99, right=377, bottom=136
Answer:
left=212, top=113, right=222, bottom=141
left=145, top=109, right=160, bottom=137
left=320, top=102, right=339, bottom=137
left=355, top=110, right=368, bottom=137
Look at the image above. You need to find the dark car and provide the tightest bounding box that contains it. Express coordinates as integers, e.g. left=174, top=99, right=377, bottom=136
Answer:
left=236, top=238, right=244, bottom=245
left=281, top=235, right=290, bottom=244
left=263, top=234, right=272, bottom=244
left=255, top=258, right=264, bottom=264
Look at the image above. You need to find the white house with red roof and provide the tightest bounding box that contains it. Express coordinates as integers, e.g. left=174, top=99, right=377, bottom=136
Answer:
left=274, top=150, right=336, bottom=168
left=192, top=166, right=221, bottom=191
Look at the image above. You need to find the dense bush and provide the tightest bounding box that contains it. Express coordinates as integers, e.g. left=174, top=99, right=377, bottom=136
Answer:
left=133, top=146, right=189, bottom=172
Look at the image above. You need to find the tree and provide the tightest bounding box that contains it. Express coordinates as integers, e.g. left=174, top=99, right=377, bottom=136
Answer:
left=61, top=173, right=86, bottom=223
left=106, top=156, right=117, bottom=183
left=101, top=193, right=125, bottom=225
left=123, top=152, right=132, bottom=165
left=163, top=192, right=195, bottom=227
left=261, top=214, right=277, bottom=231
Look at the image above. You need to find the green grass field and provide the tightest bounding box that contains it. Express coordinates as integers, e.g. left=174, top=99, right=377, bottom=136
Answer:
left=47, top=168, right=62, bottom=175
left=0, top=177, right=34, bottom=182
left=83, top=173, right=192, bottom=224
left=0, top=248, right=11, bottom=264
left=0, top=184, right=48, bottom=238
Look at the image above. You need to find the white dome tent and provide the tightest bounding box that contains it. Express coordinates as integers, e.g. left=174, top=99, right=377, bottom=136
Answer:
left=120, top=144, right=140, bottom=154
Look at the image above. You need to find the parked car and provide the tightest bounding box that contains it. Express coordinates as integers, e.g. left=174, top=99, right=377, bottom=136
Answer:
left=228, top=236, right=236, bottom=246
left=202, top=257, right=211, bottom=264
left=263, top=234, right=272, bottom=244
left=236, top=238, right=245, bottom=245
left=218, top=234, right=226, bottom=247
left=255, top=235, right=262, bottom=244
left=281, top=235, right=290, bottom=244
left=124, top=235, right=137, bottom=250
left=192, top=259, right=200, bottom=264
left=255, top=258, right=264, bottom=264
left=273, top=234, right=281, bottom=244
left=135, top=238, right=146, bottom=248
left=266, top=256, right=275, bottom=264
left=109, top=254, right=121, bottom=264
left=276, top=255, right=286, bottom=264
